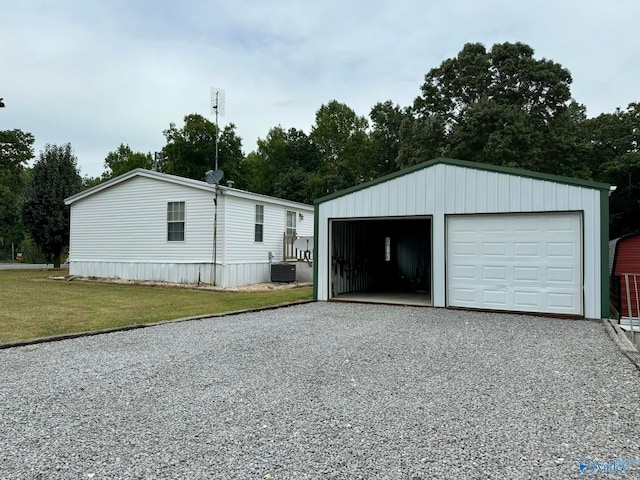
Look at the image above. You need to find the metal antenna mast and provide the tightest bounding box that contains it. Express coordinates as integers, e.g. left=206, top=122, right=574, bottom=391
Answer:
left=210, top=87, right=225, bottom=171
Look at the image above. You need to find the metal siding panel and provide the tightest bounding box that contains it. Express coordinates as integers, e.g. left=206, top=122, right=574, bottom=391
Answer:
left=474, top=169, right=487, bottom=213
left=434, top=165, right=445, bottom=217
left=543, top=182, right=557, bottom=210
left=556, top=184, right=569, bottom=211
left=615, top=237, right=640, bottom=275
left=465, top=168, right=477, bottom=212
left=383, top=181, right=395, bottom=217
left=509, top=176, right=520, bottom=211
left=531, top=181, right=544, bottom=211
left=519, top=177, right=533, bottom=211
left=453, top=167, right=465, bottom=213
left=406, top=171, right=418, bottom=215
left=443, top=165, right=455, bottom=212
left=486, top=172, right=499, bottom=212
left=397, top=175, right=408, bottom=215
left=581, top=189, right=598, bottom=319
left=69, top=261, right=216, bottom=285
left=497, top=174, right=510, bottom=212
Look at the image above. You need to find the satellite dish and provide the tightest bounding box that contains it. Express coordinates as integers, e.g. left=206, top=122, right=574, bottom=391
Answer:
left=205, top=169, right=224, bottom=185
left=293, top=236, right=314, bottom=252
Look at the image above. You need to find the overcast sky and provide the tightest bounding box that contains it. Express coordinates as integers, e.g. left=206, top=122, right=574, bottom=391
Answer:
left=2, top=1, right=639, bottom=178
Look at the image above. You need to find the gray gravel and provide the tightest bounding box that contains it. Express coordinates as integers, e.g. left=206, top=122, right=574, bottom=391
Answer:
left=1, top=302, right=640, bottom=479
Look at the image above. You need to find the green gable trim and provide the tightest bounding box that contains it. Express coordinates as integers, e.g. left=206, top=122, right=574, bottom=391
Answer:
left=314, top=157, right=610, bottom=205
left=600, top=190, right=610, bottom=319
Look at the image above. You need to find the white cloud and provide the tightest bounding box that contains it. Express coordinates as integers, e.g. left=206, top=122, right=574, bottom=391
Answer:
left=2, top=0, right=639, bottom=177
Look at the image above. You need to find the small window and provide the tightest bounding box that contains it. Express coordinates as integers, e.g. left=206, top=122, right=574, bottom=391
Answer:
left=384, top=236, right=391, bottom=262
left=167, top=201, right=185, bottom=241
left=255, top=204, right=264, bottom=242
left=286, top=210, right=296, bottom=237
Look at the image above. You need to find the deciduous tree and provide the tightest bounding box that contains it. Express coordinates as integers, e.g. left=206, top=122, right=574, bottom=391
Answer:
left=0, top=129, right=34, bottom=260
left=103, top=144, right=152, bottom=180
left=401, top=42, right=584, bottom=176
left=162, top=114, right=244, bottom=183
left=585, top=103, right=640, bottom=237
left=369, top=101, right=407, bottom=177
left=308, top=100, right=370, bottom=198
left=21, top=144, right=82, bottom=267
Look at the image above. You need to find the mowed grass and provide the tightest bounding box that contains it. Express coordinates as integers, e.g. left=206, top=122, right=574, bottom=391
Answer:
left=0, top=269, right=312, bottom=343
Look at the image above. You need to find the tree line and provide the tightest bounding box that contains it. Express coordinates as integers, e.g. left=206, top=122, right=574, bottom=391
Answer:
left=1, top=41, right=639, bottom=265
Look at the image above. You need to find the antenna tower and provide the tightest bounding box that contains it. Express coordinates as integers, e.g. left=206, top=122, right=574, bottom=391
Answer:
left=210, top=87, right=226, bottom=171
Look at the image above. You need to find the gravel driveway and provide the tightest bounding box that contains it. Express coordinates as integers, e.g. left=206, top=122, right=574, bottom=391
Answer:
left=1, top=303, right=639, bottom=479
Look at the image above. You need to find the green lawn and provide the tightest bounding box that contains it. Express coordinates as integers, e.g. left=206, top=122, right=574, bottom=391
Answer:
left=0, top=269, right=312, bottom=343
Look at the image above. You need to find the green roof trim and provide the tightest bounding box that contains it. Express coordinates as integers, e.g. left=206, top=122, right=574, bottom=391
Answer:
left=600, top=190, right=610, bottom=319
left=314, top=157, right=610, bottom=205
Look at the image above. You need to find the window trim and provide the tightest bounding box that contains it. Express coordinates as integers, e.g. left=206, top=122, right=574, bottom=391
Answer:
left=286, top=210, right=297, bottom=237
left=255, top=204, right=264, bottom=243
left=167, top=201, right=185, bottom=242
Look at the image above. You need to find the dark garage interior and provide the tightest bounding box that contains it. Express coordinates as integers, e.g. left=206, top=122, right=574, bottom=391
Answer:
left=330, top=217, right=432, bottom=305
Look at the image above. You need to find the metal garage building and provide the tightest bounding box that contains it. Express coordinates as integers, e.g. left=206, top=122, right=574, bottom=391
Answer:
left=313, top=158, right=610, bottom=319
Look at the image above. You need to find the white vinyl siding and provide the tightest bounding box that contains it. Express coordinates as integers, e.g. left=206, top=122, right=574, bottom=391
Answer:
left=68, top=176, right=216, bottom=263
left=316, top=162, right=604, bottom=319
left=226, top=197, right=287, bottom=263
left=447, top=212, right=582, bottom=315
left=66, top=169, right=314, bottom=287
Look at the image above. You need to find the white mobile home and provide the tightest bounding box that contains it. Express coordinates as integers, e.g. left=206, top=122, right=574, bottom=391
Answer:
left=64, top=169, right=314, bottom=287
left=314, top=158, right=610, bottom=319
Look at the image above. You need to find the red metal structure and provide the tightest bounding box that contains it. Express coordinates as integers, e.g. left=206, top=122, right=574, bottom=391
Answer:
left=611, top=233, right=640, bottom=319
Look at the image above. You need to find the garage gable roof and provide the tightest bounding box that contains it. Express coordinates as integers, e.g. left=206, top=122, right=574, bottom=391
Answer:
left=314, top=157, right=610, bottom=204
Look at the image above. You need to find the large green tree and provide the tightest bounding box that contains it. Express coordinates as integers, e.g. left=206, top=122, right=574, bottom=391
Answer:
left=162, top=114, right=244, bottom=183
left=0, top=129, right=34, bottom=260
left=585, top=103, right=640, bottom=237
left=368, top=101, right=408, bottom=177
left=308, top=100, right=370, bottom=198
left=399, top=42, right=586, bottom=177
left=22, top=144, right=82, bottom=267
left=102, top=144, right=152, bottom=180
left=243, top=126, right=320, bottom=203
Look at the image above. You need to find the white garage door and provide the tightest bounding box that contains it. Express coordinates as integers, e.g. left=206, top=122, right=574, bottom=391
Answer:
left=447, top=212, right=582, bottom=315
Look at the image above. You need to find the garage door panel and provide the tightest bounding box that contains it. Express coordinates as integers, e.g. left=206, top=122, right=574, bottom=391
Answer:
left=513, top=290, right=541, bottom=308
left=482, top=266, right=507, bottom=281
left=451, top=264, right=476, bottom=280
left=547, top=267, right=577, bottom=284
left=483, top=218, right=507, bottom=232
left=547, top=242, right=575, bottom=258
left=513, top=266, right=540, bottom=282
left=451, top=242, right=475, bottom=256
left=547, top=216, right=575, bottom=232
left=482, top=289, right=508, bottom=306
left=447, top=213, right=582, bottom=315
left=450, top=287, right=477, bottom=304
left=547, top=291, right=577, bottom=309
left=514, top=242, right=539, bottom=257
left=483, top=242, right=507, bottom=256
